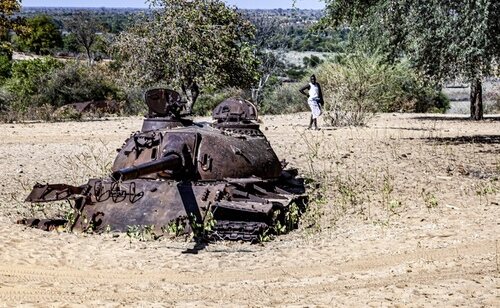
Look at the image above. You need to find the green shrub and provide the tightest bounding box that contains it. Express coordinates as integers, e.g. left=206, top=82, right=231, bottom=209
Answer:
left=43, top=62, right=119, bottom=107
left=2, top=58, right=121, bottom=116
left=303, top=55, right=323, bottom=68
left=0, top=55, right=12, bottom=82
left=4, top=57, right=63, bottom=112
left=314, top=53, right=448, bottom=126
left=0, top=88, right=14, bottom=112
left=260, top=82, right=309, bottom=115
left=286, top=65, right=307, bottom=80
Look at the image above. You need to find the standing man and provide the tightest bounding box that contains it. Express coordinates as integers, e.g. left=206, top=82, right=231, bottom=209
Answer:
left=299, top=74, right=323, bottom=130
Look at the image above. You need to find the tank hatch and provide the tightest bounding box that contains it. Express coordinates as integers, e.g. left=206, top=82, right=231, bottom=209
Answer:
left=212, top=98, right=258, bottom=122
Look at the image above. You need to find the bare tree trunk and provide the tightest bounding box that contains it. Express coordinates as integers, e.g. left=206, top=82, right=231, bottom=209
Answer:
left=84, top=46, right=92, bottom=66
left=470, top=78, right=483, bottom=120
left=251, top=73, right=270, bottom=105
left=182, top=82, right=199, bottom=114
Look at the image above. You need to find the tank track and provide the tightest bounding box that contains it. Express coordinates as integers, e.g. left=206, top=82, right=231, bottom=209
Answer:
left=210, top=220, right=269, bottom=242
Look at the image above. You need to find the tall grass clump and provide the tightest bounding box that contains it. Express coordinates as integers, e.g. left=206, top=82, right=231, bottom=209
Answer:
left=314, top=53, right=449, bottom=126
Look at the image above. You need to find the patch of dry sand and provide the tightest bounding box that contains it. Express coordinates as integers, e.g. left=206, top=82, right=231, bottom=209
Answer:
left=0, top=113, right=498, bottom=306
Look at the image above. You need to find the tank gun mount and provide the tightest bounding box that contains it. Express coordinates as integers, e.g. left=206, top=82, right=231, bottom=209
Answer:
left=145, top=88, right=185, bottom=118
left=142, top=88, right=191, bottom=132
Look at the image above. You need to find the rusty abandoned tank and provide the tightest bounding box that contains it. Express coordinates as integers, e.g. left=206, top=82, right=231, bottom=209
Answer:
left=21, top=89, right=306, bottom=242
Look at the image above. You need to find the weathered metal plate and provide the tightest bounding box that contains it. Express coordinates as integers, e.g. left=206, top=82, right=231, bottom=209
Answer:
left=73, top=179, right=227, bottom=233
left=25, top=183, right=85, bottom=202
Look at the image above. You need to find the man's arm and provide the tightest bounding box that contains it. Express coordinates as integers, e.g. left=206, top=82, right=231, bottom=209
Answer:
left=299, top=84, right=310, bottom=97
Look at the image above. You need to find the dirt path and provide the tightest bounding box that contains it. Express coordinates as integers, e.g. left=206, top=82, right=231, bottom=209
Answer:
left=0, top=235, right=497, bottom=306
left=0, top=113, right=499, bottom=306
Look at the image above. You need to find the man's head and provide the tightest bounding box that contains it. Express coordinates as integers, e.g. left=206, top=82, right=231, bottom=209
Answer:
left=310, top=75, right=316, bottom=84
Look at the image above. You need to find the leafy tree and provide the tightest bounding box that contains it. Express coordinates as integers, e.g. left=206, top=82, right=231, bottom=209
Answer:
left=251, top=51, right=285, bottom=104
left=249, top=16, right=287, bottom=105
left=62, top=32, right=80, bottom=54
left=0, top=0, right=24, bottom=58
left=113, top=0, right=259, bottom=113
left=321, top=0, right=500, bottom=120
left=65, top=12, right=102, bottom=65
left=17, top=15, right=63, bottom=55
left=0, top=0, right=21, bottom=33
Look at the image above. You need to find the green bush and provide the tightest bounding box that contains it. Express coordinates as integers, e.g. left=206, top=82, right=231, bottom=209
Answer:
left=4, top=57, right=64, bottom=112
left=1, top=58, right=121, bottom=118
left=0, top=55, right=12, bottom=82
left=314, top=53, right=448, bottom=126
left=260, top=82, right=309, bottom=115
left=43, top=62, right=119, bottom=107
left=303, top=55, right=323, bottom=68
left=121, top=86, right=147, bottom=115
left=0, top=88, right=14, bottom=112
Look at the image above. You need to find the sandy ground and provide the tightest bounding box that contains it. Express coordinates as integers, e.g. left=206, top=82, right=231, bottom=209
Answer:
left=0, top=113, right=499, bottom=306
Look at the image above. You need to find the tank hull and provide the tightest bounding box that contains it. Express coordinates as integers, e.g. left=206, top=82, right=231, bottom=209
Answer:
left=23, top=173, right=305, bottom=242
left=20, top=93, right=307, bottom=242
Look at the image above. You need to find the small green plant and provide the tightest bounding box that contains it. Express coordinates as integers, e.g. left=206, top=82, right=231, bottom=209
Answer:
left=202, top=211, right=217, bottom=233
left=273, top=220, right=286, bottom=235
left=126, top=225, right=140, bottom=240
left=126, top=224, right=158, bottom=241
left=64, top=206, right=77, bottom=227
left=388, top=199, right=403, bottom=216
left=300, top=178, right=328, bottom=233
left=258, top=228, right=272, bottom=243
left=421, top=189, right=439, bottom=209
left=284, top=202, right=300, bottom=231
left=28, top=202, right=47, bottom=218
left=161, top=217, right=187, bottom=237
left=187, top=211, right=218, bottom=240
left=475, top=181, right=498, bottom=205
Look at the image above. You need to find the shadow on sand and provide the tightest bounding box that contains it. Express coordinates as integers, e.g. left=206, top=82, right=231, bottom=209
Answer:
left=421, top=135, right=500, bottom=146
left=411, top=115, right=500, bottom=122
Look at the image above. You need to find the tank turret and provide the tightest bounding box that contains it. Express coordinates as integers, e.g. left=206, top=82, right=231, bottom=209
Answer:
left=21, top=89, right=306, bottom=242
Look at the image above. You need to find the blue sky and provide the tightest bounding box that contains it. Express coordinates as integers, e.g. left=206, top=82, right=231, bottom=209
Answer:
left=22, top=0, right=325, bottom=9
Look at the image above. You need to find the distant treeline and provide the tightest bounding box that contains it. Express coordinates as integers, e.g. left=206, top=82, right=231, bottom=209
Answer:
left=18, top=7, right=345, bottom=53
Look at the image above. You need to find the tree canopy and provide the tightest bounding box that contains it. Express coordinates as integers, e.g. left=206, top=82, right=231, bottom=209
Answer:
left=321, top=0, right=500, bottom=120
left=0, top=0, right=24, bottom=57
left=113, top=0, right=259, bottom=113
left=0, top=0, right=21, bottom=34
left=17, top=15, right=63, bottom=55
